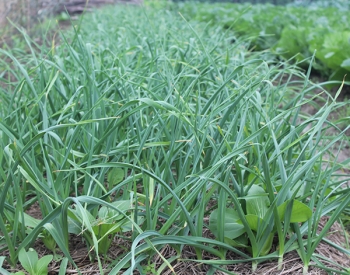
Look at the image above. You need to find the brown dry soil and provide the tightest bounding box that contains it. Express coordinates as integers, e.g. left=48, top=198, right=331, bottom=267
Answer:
left=1, top=2, right=350, bottom=275
left=1, top=202, right=349, bottom=275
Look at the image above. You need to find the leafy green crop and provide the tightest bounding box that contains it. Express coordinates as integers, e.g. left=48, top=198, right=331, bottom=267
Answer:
left=178, top=2, right=350, bottom=80
left=68, top=199, right=137, bottom=258
left=16, top=248, right=52, bottom=275
left=209, top=183, right=313, bottom=270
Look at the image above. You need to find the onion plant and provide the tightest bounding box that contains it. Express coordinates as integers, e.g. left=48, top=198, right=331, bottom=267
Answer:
left=0, top=3, right=349, bottom=275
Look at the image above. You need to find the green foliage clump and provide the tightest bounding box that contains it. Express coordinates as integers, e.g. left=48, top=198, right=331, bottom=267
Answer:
left=178, top=2, right=350, bottom=80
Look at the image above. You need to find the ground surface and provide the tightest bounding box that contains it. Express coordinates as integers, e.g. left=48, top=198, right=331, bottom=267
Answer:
left=1, top=202, right=348, bottom=274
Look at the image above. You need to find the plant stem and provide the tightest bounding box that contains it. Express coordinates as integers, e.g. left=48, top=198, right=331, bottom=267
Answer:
left=252, top=261, right=258, bottom=272
left=303, top=264, right=309, bottom=275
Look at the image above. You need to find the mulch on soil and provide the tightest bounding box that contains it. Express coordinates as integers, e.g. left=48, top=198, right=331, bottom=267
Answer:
left=1, top=200, right=349, bottom=274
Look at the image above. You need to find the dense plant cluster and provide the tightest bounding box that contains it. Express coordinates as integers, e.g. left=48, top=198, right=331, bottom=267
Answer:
left=0, top=2, right=349, bottom=274
left=177, top=1, right=350, bottom=80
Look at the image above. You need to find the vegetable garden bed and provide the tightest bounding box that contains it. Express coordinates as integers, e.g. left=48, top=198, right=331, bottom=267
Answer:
left=0, top=1, right=349, bottom=274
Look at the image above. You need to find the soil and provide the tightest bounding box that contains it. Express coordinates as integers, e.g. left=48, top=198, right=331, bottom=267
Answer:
left=1, top=202, right=349, bottom=274
left=287, top=74, right=350, bottom=167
